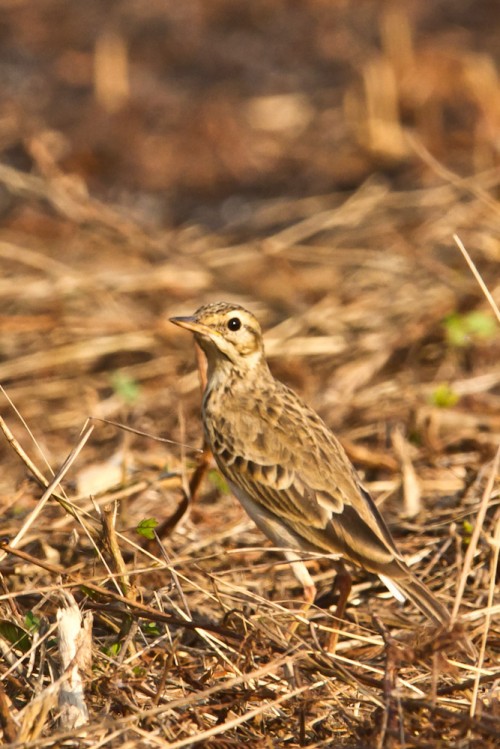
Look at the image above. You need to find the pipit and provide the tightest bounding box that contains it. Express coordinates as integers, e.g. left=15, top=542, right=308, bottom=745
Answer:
left=170, top=302, right=450, bottom=630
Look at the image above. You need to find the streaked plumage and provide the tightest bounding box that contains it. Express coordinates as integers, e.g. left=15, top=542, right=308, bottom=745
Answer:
left=170, top=301, right=449, bottom=626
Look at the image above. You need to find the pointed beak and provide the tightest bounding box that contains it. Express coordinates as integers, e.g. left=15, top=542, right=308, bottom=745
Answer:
left=169, top=315, right=213, bottom=337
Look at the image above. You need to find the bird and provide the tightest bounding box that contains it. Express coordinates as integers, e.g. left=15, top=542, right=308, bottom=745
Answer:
left=170, top=301, right=450, bottom=631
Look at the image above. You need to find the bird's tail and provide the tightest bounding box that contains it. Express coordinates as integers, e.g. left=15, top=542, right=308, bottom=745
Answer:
left=379, top=570, right=450, bottom=626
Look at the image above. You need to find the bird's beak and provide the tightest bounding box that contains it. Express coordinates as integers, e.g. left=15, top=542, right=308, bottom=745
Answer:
left=170, top=316, right=213, bottom=337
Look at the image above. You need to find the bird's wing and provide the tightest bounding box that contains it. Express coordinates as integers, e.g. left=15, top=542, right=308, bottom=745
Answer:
left=210, top=382, right=400, bottom=569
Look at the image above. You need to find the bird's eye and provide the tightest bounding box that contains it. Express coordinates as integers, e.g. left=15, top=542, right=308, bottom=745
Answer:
left=227, top=317, right=241, bottom=331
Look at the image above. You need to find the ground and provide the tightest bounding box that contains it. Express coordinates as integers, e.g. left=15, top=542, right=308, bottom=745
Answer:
left=0, top=1, right=499, bottom=747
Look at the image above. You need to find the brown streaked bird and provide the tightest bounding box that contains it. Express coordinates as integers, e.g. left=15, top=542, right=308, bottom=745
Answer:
left=170, top=302, right=450, bottom=629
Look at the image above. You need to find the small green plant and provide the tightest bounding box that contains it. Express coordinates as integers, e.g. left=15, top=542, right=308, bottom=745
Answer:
left=136, top=517, right=159, bottom=540
left=208, top=469, right=229, bottom=494
left=110, top=371, right=140, bottom=404
left=0, top=620, right=31, bottom=653
left=430, top=383, right=459, bottom=408
left=142, top=621, right=161, bottom=637
left=25, top=611, right=41, bottom=632
left=443, top=311, right=496, bottom=348
left=80, top=585, right=99, bottom=600
left=461, top=519, right=474, bottom=546
left=105, top=641, right=122, bottom=657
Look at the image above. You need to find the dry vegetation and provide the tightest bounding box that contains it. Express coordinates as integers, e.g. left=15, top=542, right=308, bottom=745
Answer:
left=0, top=1, right=499, bottom=747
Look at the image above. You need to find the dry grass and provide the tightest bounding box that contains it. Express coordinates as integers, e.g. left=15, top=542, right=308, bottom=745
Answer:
left=1, top=2, right=500, bottom=747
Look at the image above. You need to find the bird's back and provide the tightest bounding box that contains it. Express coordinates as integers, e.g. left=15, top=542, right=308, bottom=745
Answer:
left=203, top=368, right=404, bottom=574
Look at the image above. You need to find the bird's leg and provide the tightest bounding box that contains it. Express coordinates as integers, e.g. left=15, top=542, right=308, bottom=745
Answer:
left=325, top=561, right=352, bottom=654
left=285, top=552, right=317, bottom=640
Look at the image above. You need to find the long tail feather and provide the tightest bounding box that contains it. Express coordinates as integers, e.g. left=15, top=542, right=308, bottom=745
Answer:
left=380, top=572, right=450, bottom=626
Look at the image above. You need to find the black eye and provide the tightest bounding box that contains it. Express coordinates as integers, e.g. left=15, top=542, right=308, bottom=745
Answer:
left=227, top=317, right=241, bottom=331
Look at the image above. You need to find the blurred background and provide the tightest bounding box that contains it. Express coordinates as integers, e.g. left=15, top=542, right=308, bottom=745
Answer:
left=3, top=0, right=500, bottom=221
left=0, top=2, right=499, bottom=744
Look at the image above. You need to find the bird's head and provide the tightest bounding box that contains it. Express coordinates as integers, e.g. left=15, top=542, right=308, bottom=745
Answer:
left=170, top=302, right=266, bottom=371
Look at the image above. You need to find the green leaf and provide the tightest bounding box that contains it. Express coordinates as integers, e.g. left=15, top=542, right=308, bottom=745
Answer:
left=142, top=621, right=161, bottom=636
left=110, top=371, right=140, bottom=404
left=443, top=313, right=468, bottom=347
left=136, top=517, right=159, bottom=540
left=208, top=469, right=229, bottom=494
left=430, top=384, right=459, bottom=408
left=462, top=520, right=473, bottom=535
left=443, top=311, right=497, bottom=348
left=0, top=620, right=31, bottom=653
left=25, top=611, right=41, bottom=632
left=80, top=585, right=100, bottom=600
left=106, top=641, right=121, bottom=656
left=462, top=520, right=473, bottom=545
left=464, top=311, right=497, bottom=339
